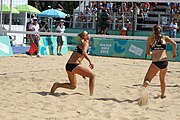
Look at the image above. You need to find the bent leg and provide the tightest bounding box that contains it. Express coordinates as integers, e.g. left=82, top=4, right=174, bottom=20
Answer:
left=143, top=63, right=159, bottom=87
left=72, top=65, right=95, bottom=96
left=159, top=68, right=167, bottom=98
left=50, top=72, right=77, bottom=94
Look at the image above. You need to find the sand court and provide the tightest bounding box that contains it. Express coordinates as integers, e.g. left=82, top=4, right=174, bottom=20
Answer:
left=0, top=52, right=180, bottom=120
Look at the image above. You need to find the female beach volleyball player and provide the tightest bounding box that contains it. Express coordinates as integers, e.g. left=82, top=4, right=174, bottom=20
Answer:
left=50, top=31, right=95, bottom=96
left=142, top=24, right=177, bottom=99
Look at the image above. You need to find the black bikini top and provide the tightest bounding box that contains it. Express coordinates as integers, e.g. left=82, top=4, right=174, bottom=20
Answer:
left=74, top=46, right=88, bottom=55
left=151, top=41, right=166, bottom=51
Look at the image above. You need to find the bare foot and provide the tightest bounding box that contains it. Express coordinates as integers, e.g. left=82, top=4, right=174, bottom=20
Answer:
left=50, top=82, right=60, bottom=95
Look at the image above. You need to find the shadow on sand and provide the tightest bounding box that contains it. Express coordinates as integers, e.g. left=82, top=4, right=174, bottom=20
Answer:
left=94, top=97, right=139, bottom=103
left=31, top=91, right=84, bottom=97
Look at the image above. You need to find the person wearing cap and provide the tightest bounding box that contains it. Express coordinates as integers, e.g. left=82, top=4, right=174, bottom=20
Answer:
left=56, top=20, right=65, bottom=56
left=29, top=17, right=41, bottom=57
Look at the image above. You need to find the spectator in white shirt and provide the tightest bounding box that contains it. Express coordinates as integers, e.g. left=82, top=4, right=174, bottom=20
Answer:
left=56, top=20, right=65, bottom=56
left=29, top=17, right=41, bottom=57
left=29, top=17, right=40, bottom=32
left=170, top=18, right=178, bottom=38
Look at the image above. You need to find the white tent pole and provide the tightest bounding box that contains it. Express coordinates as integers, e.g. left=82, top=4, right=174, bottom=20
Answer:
left=122, top=2, right=125, bottom=29
left=0, top=0, right=2, bottom=29
left=9, top=0, right=12, bottom=31
left=24, top=12, right=27, bottom=31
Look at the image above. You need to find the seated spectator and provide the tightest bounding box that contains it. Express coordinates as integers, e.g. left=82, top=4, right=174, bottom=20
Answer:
left=40, top=23, right=51, bottom=32
left=112, top=4, right=118, bottom=15
left=84, top=6, right=92, bottom=22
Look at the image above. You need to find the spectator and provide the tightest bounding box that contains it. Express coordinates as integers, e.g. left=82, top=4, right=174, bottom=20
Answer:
left=112, top=4, right=118, bottom=15
left=98, top=9, right=110, bottom=34
left=142, top=3, right=149, bottom=18
left=29, top=17, right=41, bottom=57
left=57, top=4, right=64, bottom=11
left=84, top=5, right=91, bottom=20
left=56, top=20, right=65, bottom=56
left=40, top=23, right=51, bottom=32
left=106, top=2, right=113, bottom=14
left=25, top=20, right=32, bottom=43
left=170, top=18, right=178, bottom=38
left=29, top=17, right=40, bottom=32
left=119, top=2, right=128, bottom=14
left=143, top=2, right=150, bottom=9
left=91, top=4, right=98, bottom=14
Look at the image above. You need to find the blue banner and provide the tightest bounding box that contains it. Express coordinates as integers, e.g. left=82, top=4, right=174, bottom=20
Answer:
left=39, top=36, right=68, bottom=55
left=90, top=38, right=180, bottom=62
left=0, top=36, right=13, bottom=56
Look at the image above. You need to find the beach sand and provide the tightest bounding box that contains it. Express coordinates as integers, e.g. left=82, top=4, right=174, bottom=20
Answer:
left=0, top=52, right=180, bottom=120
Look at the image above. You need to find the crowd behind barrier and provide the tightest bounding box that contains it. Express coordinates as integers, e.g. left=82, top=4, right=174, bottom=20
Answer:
left=20, top=2, right=179, bottom=36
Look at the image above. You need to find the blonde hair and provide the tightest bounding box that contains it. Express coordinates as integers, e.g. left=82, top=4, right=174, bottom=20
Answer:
left=77, top=31, right=87, bottom=42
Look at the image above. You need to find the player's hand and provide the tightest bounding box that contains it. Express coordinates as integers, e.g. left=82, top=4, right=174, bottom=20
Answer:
left=172, top=51, right=177, bottom=58
left=89, top=62, right=94, bottom=69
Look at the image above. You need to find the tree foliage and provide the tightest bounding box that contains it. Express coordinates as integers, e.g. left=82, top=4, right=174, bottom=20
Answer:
left=28, top=1, right=80, bottom=14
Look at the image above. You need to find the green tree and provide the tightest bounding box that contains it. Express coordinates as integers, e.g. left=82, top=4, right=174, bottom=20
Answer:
left=28, top=1, right=80, bottom=14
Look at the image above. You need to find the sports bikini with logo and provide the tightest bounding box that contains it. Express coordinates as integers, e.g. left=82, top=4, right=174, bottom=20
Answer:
left=151, top=38, right=168, bottom=69
left=151, top=41, right=166, bottom=51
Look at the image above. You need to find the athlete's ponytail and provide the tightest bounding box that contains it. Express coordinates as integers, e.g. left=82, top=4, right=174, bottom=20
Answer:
left=153, top=25, right=162, bottom=36
left=151, top=25, right=165, bottom=47
left=77, top=31, right=86, bottom=42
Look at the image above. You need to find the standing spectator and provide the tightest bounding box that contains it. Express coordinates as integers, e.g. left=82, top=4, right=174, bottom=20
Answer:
left=98, top=9, right=110, bottom=34
left=57, top=4, right=64, bottom=11
left=29, top=17, right=40, bottom=32
left=84, top=6, right=92, bottom=21
left=29, top=17, right=41, bottom=57
left=170, top=18, right=178, bottom=38
left=56, top=19, right=65, bottom=56
left=142, top=3, right=149, bottom=18
left=25, top=20, right=32, bottom=43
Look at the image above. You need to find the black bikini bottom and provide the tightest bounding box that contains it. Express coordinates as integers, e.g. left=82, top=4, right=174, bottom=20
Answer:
left=65, top=63, right=79, bottom=72
left=152, top=61, right=168, bottom=69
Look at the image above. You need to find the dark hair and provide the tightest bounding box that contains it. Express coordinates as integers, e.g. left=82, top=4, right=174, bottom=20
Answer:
left=151, top=25, right=164, bottom=47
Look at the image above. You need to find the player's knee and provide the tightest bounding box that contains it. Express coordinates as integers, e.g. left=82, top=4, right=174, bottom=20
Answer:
left=89, top=72, right=95, bottom=79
